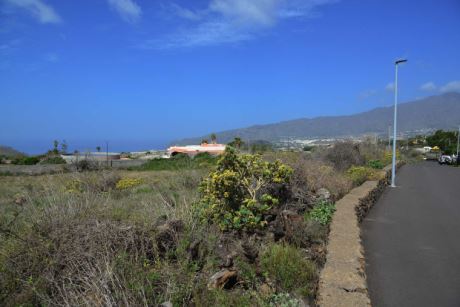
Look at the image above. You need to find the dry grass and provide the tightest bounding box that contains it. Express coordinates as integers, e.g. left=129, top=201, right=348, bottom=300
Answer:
left=1, top=142, right=386, bottom=306
left=0, top=169, right=207, bottom=306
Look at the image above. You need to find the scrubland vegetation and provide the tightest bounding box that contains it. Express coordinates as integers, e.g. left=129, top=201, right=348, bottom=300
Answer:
left=0, top=141, right=401, bottom=306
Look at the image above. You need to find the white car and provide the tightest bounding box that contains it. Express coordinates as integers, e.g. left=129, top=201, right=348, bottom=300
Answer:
left=438, top=155, right=453, bottom=165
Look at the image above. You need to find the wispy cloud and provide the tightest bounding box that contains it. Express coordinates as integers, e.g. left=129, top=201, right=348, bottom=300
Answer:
left=107, top=0, right=142, bottom=23
left=5, top=0, right=61, bottom=24
left=358, top=89, right=377, bottom=101
left=440, top=80, right=460, bottom=93
left=148, top=0, right=338, bottom=49
left=140, top=21, right=253, bottom=50
left=209, top=0, right=280, bottom=27
left=168, top=3, right=203, bottom=21
left=420, top=81, right=436, bottom=92
left=385, top=82, right=394, bottom=92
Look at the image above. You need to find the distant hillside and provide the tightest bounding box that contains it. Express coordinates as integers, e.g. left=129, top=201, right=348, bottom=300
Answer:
left=175, top=92, right=460, bottom=145
left=0, top=145, right=25, bottom=157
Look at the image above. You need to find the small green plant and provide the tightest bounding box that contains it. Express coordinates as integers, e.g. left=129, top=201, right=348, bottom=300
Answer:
left=269, top=292, right=303, bottom=307
left=367, top=159, right=384, bottom=169
left=196, top=147, right=292, bottom=231
left=261, top=243, right=316, bottom=296
left=307, top=200, right=335, bottom=226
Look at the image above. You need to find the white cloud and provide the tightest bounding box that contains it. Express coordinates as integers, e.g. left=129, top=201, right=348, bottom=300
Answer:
left=140, top=21, right=253, bottom=49
left=440, top=80, right=460, bottom=93
left=5, top=0, right=61, bottom=24
left=420, top=81, right=436, bottom=92
left=152, top=0, right=338, bottom=49
left=209, top=0, right=280, bottom=27
left=107, top=0, right=142, bottom=23
left=385, top=82, right=394, bottom=92
left=169, top=3, right=203, bottom=21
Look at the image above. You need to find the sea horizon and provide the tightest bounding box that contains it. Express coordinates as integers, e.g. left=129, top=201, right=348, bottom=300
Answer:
left=0, top=139, right=172, bottom=155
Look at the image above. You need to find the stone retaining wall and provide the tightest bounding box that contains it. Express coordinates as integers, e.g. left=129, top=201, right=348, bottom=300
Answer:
left=317, top=162, right=404, bottom=307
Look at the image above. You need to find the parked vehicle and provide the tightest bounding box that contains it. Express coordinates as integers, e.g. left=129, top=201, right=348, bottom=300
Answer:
left=438, top=154, right=453, bottom=165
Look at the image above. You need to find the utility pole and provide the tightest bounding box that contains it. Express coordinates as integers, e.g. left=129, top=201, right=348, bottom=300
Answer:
left=106, top=141, right=109, bottom=168
left=391, top=59, right=407, bottom=188
left=388, top=125, right=391, bottom=151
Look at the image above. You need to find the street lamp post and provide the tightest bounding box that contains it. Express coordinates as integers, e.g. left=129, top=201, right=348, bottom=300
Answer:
left=391, top=59, right=407, bottom=187
left=456, top=125, right=459, bottom=166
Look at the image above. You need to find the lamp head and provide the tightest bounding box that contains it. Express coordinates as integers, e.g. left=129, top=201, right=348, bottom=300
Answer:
left=395, top=59, right=408, bottom=65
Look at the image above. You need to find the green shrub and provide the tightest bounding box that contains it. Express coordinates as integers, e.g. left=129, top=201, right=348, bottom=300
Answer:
left=261, top=243, right=316, bottom=296
left=367, top=159, right=384, bottom=169
left=40, top=156, right=66, bottom=164
left=346, top=166, right=379, bottom=186
left=306, top=200, right=335, bottom=226
left=12, top=156, right=40, bottom=165
left=135, top=153, right=218, bottom=171
left=196, top=147, right=292, bottom=231
left=193, top=288, right=257, bottom=307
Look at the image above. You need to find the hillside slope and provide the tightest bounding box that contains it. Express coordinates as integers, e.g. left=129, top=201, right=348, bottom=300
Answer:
left=175, top=92, right=460, bottom=144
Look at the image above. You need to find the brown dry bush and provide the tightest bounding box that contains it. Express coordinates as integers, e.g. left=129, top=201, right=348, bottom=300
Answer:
left=358, top=141, right=386, bottom=163
left=322, top=141, right=366, bottom=171
left=276, top=154, right=352, bottom=202
left=262, top=151, right=352, bottom=202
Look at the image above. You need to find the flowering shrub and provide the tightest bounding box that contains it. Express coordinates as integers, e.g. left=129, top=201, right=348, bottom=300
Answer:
left=346, top=166, right=380, bottom=186
left=116, top=177, right=142, bottom=190
left=197, top=147, right=292, bottom=231
left=382, top=150, right=401, bottom=166
left=65, top=179, right=83, bottom=193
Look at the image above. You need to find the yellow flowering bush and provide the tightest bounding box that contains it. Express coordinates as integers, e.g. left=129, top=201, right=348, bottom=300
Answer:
left=196, top=147, right=292, bottom=231
left=346, top=166, right=380, bottom=186
left=382, top=150, right=401, bottom=166
left=65, top=179, right=83, bottom=194
left=116, top=177, right=143, bottom=190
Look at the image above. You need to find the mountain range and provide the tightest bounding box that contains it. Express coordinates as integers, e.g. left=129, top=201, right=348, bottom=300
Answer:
left=175, top=92, right=460, bottom=145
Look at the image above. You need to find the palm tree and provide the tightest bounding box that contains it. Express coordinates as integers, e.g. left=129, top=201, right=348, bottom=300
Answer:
left=210, top=133, right=217, bottom=144
left=61, top=140, right=68, bottom=154
left=233, top=137, right=242, bottom=149
left=53, top=140, right=59, bottom=154
left=96, top=146, right=101, bottom=152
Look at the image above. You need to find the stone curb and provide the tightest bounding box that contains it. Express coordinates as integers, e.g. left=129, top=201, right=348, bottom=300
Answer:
left=317, top=162, right=404, bottom=307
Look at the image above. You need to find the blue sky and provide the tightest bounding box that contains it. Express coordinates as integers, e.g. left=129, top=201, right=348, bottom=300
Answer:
left=1, top=0, right=460, bottom=153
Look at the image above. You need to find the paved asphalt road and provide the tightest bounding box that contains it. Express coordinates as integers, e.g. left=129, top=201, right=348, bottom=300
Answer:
left=362, top=162, right=460, bottom=307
